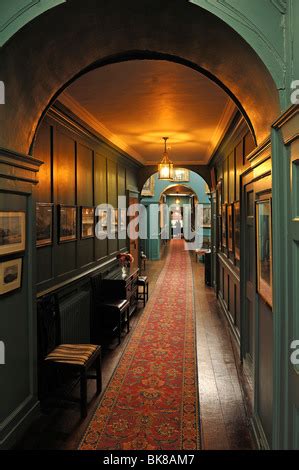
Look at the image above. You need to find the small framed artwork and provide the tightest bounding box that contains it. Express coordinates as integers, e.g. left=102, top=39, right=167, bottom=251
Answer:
left=36, top=203, right=53, bottom=247
left=81, top=207, right=95, bottom=239
left=217, top=180, right=222, bottom=216
left=227, top=204, right=234, bottom=253
left=0, top=258, right=22, bottom=295
left=118, top=208, right=127, bottom=232
left=221, top=204, right=227, bottom=248
left=234, top=201, right=240, bottom=261
left=256, top=198, right=272, bottom=308
left=141, top=175, right=155, bottom=197
left=217, top=215, right=222, bottom=251
left=202, top=204, right=212, bottom=228
left=0, top=211, right=26, bottom=256
left=173, top=168, right=190, bottom=182
left=58, top=205, right=77, bottom=243
left=112, top=208, right=118, bottom=233
left=95, top=209, right=108, bottom=239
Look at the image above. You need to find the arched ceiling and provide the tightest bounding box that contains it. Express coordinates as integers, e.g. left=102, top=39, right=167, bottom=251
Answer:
left=63, top=60, right=237, bottom=165
left=0, top=0, right=280, bottom=155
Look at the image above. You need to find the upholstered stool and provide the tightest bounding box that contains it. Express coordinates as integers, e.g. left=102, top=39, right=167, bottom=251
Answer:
left=137, top=276, right=149, bottom=307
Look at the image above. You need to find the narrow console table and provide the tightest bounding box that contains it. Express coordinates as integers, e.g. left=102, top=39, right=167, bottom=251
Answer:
left=102, top=266, right=139, bottom=325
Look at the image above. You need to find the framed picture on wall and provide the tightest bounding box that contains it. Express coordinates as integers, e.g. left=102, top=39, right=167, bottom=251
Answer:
left=227, top=204, right=234, bottom=253
left=234, top=201, right=240, bottom=261
left=218, top=215, right=222, bottom=251
left=172, top=168, right=189, bottom=182
left=141, top=175, right=155, bottom=196
left=112, top=208, right=118, bottom=233
left=80, top=207, right=95, bottom=239
left=0, top=258, right=22, bottom=295
left=58, top=205, right=77, bottom=243
left=118, top=208, right=127, bottom=233
left=221, top=204, right=227, bottom=248
left=95, top=209, right=108, bottom=239
left=217, top=180, right=222, bottom=216
left=202, top=204, right=211, bottom=228
left=0, top=211, right=26, bottom=256
left=256, top=198, right=272, bottom=308
left=36, top=203, right=53, bottom=247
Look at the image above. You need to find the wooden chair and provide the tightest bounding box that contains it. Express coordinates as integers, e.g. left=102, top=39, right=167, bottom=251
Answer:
left=91, top=273, right=130, bottom=345
left=37, top=294, right=102, bottom=418
left=137, top=276, right=149, bottom=307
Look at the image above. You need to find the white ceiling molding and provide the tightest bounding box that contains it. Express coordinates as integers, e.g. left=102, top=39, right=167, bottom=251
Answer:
left=58, top=92, right=145, bottom=165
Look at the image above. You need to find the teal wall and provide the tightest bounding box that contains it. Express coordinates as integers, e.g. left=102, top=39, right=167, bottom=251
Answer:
left=141, top=172, right=210, bottom=205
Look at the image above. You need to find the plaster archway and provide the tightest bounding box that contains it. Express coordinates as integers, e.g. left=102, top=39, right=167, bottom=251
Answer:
left=0, top=0, right=280, bottom=158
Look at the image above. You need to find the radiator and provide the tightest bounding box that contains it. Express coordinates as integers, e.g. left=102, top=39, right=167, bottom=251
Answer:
left=59, top=291, right=91, bottom=344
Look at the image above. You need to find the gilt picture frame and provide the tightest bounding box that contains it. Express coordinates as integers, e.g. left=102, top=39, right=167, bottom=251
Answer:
left=58, top=205, right=77, bottom=243
left=256, top=198, right=273, bottom=308
left=172, top=168, right=190, bottom=182
left=202, top=204, right=212, bottom=228
left=80, top=207, right=95, bottom=239
left=221, top=204, right=227, bottom=249
left=234, top=201, right=240, bottom=261
left=141, top=175, right=155, bottom=196
left=227, top=204, right=234, bottom=254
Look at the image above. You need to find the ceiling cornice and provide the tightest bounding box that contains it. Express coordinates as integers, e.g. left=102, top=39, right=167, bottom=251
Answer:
left=58, top=92, right=145, bottom=165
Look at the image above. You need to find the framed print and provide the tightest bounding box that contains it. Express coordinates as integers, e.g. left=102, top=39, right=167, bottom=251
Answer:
left=234, top=201, right=240, bottom=260
left=221, top=204, right=227, bottom=248
left=81, top=207, right=95, bottom=239
left=141, top=175, right=155, bottom=196
left=118, top=208, right=127, bottom=232
left=36, top=203, right=53, bottom=247
left=111, top=208, right=118, bottom=233
left=96, top=209, right=108, bottom=239
left=173, top=168, right=189, bottom=182
left=227, top=204, right=234, bottom=253
left=217, top=215, right=222, bottom=250
left=217, top=180, right=222, bottom=216
left=0, top=258, right=22, bottom=295
left=202, top=204, right=211, bottom=228
left=0, top=211, right=26, bottom=256
left=256, top=198, right=272, bottom=308
left=58, top=205, right=77, bottom=243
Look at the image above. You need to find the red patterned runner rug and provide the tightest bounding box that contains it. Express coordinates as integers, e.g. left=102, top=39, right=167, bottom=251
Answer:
left=79, top=239, right=200, bottom=450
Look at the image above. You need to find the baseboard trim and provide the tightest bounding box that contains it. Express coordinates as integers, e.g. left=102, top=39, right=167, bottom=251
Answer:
left=217, top=293, right=240, bottom=346
left=251, top=413, right=270, bottom=450
left=0, top=398, right=40, bottom=449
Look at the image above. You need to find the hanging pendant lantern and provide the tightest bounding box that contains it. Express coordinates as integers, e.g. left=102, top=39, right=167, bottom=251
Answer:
left=158, top=137, right=174, bottom=180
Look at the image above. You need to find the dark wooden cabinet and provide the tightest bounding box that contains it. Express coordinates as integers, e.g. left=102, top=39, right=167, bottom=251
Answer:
left=102, top=267, right=139, bottom=319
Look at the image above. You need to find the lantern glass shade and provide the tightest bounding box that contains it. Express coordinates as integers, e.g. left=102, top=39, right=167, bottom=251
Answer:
left=158, top=137, right=174, bottom=181
left=158, top=161, right=174, bottom=180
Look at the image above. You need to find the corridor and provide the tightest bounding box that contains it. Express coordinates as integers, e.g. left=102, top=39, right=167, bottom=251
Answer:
left=1, top=0, right=299, bottom=454
left=18, top=240, right=253, bottom=450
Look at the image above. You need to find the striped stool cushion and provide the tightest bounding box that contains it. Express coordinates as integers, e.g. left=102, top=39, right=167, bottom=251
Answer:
left=45, top=344, right=99, bottom=366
